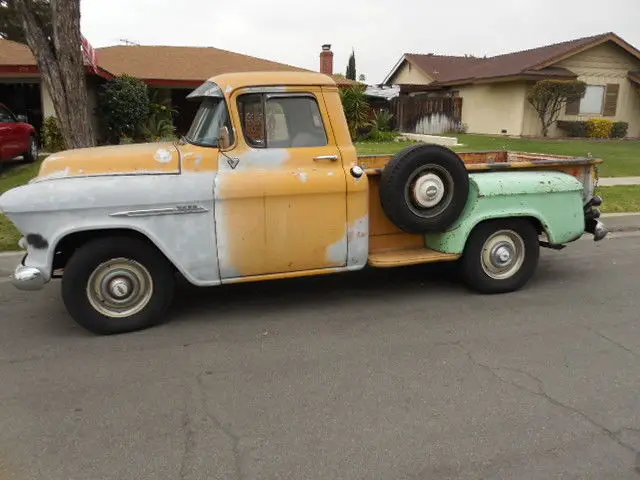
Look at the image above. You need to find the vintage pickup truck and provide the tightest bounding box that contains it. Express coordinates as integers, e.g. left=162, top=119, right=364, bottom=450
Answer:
left=0, top=71, right=607, bottom=335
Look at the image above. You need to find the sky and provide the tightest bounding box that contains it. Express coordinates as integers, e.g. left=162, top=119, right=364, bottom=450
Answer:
left=79, top=0, right=640, bottom=85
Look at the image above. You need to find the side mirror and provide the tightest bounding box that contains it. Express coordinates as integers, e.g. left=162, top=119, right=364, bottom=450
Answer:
left=16, top=114, right=28, bottom=123
left=219, top=126, right=231, bottom=150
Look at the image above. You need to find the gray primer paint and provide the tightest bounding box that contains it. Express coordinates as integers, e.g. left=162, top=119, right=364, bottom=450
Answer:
left=0, top=171, right=222, bottom=286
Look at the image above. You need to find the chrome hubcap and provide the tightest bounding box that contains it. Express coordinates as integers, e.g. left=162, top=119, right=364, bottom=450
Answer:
left=412, top=173, right=446, bottom=208
left=109, top=278, right=131, bottom=298
left=86, top=258, right=153, bottom=318
left=30, top=139, right=37, bottom=157
left=481, top=230, right=525, bottom=280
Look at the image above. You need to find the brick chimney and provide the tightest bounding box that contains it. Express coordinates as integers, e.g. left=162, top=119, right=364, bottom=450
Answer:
left=320, top=44, right=333, bottom=75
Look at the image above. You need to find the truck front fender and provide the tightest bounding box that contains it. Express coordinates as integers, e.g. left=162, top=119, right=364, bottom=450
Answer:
left=426, top=171, right=586, bottom=254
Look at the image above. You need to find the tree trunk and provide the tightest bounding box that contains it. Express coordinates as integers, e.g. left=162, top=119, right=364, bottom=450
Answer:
left=14, top=0, right=95, bottom=149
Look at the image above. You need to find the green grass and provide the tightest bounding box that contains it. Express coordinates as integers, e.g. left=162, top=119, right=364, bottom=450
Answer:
left=599, top=186, right=640, bottom=213
left=0, top=159, right=42, bottom=251
left=356, top=134, right=640, bottom=177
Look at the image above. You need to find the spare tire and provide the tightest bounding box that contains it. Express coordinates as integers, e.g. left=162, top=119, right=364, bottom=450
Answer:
left=379, top=143, right=470, bottom=233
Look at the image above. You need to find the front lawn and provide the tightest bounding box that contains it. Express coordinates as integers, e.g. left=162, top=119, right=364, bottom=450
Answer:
left=0, top=159, right=42, bottom=251
left=355, top=134, right=640, bottom=178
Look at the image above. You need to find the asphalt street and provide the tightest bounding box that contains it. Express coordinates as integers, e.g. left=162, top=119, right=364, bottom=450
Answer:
left=1, top=232, right=640, bottom=479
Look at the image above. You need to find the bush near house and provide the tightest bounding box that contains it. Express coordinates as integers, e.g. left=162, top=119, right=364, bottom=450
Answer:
left=95, top=76, right=180, bottom=145
left=41, top=116, right=65, bottom=152
left=339, top=86, right=400, bottom=142
left=96, top=74, right=151, bottom=144
left=557, top=120, right=629, bottom=139
left=586, top=119, right=614, bottom=139
left=611, top=121, right=630, bottom=138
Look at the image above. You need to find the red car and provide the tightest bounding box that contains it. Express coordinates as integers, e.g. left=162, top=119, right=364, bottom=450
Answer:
left=0, top=102, right=38, bottom=163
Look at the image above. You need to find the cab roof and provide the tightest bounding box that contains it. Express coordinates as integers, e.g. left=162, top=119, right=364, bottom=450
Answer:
left=207, top=71, right=338, bottom=91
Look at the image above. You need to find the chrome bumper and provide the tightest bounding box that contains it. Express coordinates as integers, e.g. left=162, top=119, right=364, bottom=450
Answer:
left=11, top=264, right=46, bottom=291
left=584, top=195, right=608, bottom=242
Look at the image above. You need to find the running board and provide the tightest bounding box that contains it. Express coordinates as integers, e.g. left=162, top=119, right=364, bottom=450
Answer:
left=368, top=247, right=460, bottom=268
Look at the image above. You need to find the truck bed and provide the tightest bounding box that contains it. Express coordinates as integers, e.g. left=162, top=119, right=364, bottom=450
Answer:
left=359, top=150, right=602, bottom=265
left=357, top=150, right=602, bottom=177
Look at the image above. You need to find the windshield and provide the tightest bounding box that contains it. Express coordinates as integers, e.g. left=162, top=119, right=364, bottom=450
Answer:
left=185, top=97, right=233, bottom=148
left=184, top=80, right=233, bottom=148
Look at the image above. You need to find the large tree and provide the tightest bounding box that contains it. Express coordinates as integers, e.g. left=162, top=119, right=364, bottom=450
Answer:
left=11, top=0, right=95, bottom=148
left=0, top=0, right=51, bottom=43
left=526, top=79, right=586, bottom=137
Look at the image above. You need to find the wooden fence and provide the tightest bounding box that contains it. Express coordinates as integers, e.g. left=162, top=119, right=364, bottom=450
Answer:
left=391, top=96, right=463, bottom=135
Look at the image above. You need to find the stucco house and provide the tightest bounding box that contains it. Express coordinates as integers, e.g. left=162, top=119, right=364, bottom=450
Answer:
left=0, top=40, right=354, bottom=140
left=382, top=32, right=640, bottom=138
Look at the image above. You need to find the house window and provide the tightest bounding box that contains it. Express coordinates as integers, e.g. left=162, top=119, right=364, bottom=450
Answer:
left=579, top=85, right=605, bottom=115
left=237, top=93, right=328, bottom=148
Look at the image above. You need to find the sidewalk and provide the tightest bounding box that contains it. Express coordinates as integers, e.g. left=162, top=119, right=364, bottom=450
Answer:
left=2, top=213, right=640, bottom=279
left=599, top=177, right=640, bottom=186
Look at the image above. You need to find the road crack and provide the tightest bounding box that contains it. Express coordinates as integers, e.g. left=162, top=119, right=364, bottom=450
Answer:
left=466, top=351, right=638, bottom=455
left=593, top=330, right=640, bottom=359
left=179, top=407, right=196, bottom=480
left=196, top=372, right=244, bottom=480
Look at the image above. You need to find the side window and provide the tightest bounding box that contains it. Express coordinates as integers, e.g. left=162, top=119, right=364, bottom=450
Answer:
left=237, top=93, right=328, bottom=148
left=0, top=106, right=15, bottom=123
left=237, top=94, right=265, bottom=147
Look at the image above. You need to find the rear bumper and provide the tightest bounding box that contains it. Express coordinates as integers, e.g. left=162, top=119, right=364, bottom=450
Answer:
left=584, top=195, right=608, bottom=241
left=10, top=262, right=47, bottom=291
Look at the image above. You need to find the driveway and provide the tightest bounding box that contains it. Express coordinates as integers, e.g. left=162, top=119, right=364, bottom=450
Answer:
left=1, top=233, right=640, bottom=479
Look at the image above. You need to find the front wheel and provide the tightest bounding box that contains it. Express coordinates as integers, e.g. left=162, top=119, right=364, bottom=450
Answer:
left=460, top=219, right=540, bottom=294
left=62, top=236, right=176, bottom=335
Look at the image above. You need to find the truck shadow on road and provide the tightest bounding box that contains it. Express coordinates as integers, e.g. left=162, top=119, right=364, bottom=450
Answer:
left=165, top=251, right=590, bottom=329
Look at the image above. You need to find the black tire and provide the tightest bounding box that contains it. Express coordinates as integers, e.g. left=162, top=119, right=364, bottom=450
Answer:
left=61, top=236, right=176, bottom=335
left=379, top=143, right=469, bottom=233
left=23, top=135, right=38, bottom=163
left=460, top=218, right=540, bottom=294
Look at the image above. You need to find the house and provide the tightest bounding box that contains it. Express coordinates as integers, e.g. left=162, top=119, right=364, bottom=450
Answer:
left=0, top=40, right=356, bottom=140
left=382, top=32, right=640, bottom=138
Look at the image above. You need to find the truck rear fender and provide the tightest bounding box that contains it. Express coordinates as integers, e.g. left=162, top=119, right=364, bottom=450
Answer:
left=426, top=171, right=586, bottom=254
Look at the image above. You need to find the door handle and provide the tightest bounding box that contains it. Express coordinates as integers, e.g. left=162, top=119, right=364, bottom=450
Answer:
left=313, top=155, right=339, bottom=161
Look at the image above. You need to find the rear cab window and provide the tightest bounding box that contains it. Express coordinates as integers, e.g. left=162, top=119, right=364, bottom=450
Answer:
left=236, top=93, right=328, bottom=148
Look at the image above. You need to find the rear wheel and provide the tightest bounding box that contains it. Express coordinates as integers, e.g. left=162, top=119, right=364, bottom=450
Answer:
left=61, top=236, right=175, bottom=335
left=460, top=219, right=540, bottom=294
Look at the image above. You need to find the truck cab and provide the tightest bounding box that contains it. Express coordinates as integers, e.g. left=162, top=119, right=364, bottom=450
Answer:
left=0, top=71, right=607, bottom=335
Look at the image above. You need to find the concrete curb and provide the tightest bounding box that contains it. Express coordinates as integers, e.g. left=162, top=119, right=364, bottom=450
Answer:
left=2, top=213, right=640, bottom=279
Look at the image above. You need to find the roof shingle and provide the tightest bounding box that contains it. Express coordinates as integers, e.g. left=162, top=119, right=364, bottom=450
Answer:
left=0, top=40, right=357, bottom=86
left=394, top=32, right=640, bottom=86
left=0, top=39, right=36, bottom=65
left=95, top=45, right=308, bottom=82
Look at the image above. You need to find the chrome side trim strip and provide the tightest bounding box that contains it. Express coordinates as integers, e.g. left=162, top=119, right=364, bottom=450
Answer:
left=109, top=205, right=209, bottom=218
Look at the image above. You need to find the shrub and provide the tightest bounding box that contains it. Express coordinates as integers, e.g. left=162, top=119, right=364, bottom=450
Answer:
left=586, top=118, right=613, bottom=139
left=142, top=90, right=178, bottom=142
left=97, top=74, right=150, bottom=143
left=339, top=85, right=370, bottom=139
left=359, top=130, right=399, bottom=142
left=557, top=120, right=589, bottom=137
left=611, top=121, right=629, bottom=138
left=41, top=116, right=65, bottom=152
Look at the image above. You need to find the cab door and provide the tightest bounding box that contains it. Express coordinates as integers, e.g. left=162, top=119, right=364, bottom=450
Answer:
left=214, top=86, right=348, bottom=280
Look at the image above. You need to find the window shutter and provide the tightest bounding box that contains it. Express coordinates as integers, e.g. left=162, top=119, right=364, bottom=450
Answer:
left=565, top=97, right=580, bottom=115
left=603, top=84, right=619, bottom=116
